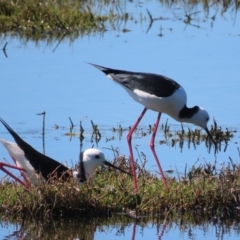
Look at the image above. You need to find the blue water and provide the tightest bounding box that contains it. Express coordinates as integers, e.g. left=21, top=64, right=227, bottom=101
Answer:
left=0, top=0, right=240, bottom=238
left=1, top=220, right=240, bottom=240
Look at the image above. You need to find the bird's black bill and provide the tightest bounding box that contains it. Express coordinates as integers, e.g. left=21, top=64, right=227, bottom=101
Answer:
left=205, top=128, right=218, bottom=151
left=104, top=160, right=132, bottom=176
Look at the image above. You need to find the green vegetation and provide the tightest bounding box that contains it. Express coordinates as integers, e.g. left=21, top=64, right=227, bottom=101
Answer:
left=1, top=155, right=240, bottom=219
left=0, top=0, right=109, bottom=37
left=0, top=115, right=235, bottom=219
left=0, top=0, right=239, bottom=41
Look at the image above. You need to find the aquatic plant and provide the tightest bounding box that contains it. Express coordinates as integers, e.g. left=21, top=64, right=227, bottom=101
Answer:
left=0, top=152, right=240, bottom=219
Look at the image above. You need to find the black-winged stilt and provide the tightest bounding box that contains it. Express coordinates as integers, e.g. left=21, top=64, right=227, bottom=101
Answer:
left=90, top=63, right=216, bottom=191
left=0, top=118, right=131, bottom=187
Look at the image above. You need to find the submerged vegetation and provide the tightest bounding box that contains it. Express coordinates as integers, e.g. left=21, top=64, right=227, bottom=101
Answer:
left=66, top=118, right=235, bottom=152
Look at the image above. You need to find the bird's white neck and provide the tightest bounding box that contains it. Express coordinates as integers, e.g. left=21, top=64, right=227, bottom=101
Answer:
left=82, top=161, right=99, bottom=181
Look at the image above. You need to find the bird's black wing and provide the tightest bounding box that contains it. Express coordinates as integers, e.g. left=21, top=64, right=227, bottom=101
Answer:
left=90, top=63, right=181, bottom=97
left=0, top=118, right=70, bottom=181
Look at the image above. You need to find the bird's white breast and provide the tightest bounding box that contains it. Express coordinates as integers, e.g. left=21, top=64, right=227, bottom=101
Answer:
left=128, top=87, right=187, bottom=121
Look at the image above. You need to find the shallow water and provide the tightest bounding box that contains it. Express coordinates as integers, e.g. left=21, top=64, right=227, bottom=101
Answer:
left=1, top=216, right=240, bottom=240
left=0, top=1, right=239, bottom=175
left=0, top=0, right=240, bottom=238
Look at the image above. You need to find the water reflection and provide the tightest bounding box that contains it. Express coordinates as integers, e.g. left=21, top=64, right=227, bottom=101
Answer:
left=1, top=216, right=167, bottom=240
left=0, top=0, right=238, bottom=45
left=2, top=215, right=240, bottom=240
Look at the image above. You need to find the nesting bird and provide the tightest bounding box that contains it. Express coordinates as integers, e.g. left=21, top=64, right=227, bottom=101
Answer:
left=0, top=118, right=131, bottom=187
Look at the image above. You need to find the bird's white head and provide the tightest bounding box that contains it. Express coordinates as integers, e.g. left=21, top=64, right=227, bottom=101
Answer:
left=81, top=148, right=132, bottom=181
left=190, top=107, right=210, bottom=130
left=82, top=149, right=106, bottom=179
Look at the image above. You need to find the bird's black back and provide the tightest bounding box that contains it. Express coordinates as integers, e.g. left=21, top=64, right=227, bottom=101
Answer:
left=0, top=118, right=70, bottom=181
left=90, top=63, right=181, bottom=97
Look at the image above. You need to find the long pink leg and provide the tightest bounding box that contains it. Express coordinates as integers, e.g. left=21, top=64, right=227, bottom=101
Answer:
left=0, top=162, right=29, bottom=187
left=150, top=113, right=169, bottom=190
left=127, top=107, right=148, bottom=192
left=11, top=156, right=29, bottom=186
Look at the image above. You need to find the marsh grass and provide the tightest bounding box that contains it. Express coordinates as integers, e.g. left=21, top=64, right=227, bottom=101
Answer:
left=0, top=0, right=238, bottom=41
left=1, top=155, right=240, bottom=219
left=0, top=0, right=109, bottom=36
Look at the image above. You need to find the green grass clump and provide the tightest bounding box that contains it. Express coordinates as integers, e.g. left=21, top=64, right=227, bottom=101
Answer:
left=1, top=156, right=240, bottom=219
left=0, top=0, right=108, bottom=35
